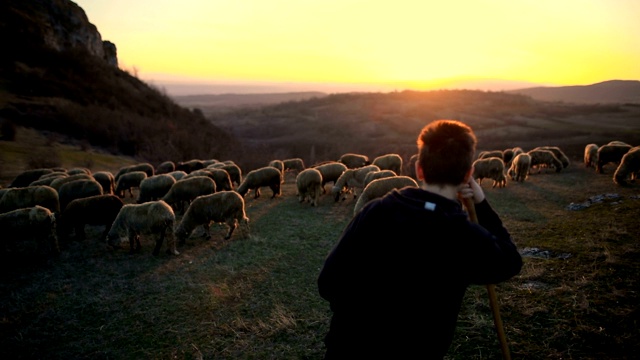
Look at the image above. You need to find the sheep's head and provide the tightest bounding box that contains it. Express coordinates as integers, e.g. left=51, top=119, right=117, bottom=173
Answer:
left=106, top=232, right=124, bottom=248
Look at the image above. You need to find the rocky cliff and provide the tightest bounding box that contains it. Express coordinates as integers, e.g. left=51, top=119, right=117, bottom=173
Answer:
left=0, top=0, right=117, bottom=66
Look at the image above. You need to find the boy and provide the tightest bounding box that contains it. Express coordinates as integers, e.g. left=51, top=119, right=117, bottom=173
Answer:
left=317, top=119, right=522, bottom=359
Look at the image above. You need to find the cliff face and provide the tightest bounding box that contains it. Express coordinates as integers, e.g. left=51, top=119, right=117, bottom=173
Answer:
left=0, top=0, right=117, bottom=66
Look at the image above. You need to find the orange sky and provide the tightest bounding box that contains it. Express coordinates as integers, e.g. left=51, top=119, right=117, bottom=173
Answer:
left=75, top=0, right=640, bottom=95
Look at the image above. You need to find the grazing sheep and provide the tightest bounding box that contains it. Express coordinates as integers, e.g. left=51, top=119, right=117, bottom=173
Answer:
left=353, top=176, right=419, bottom=215
left=175, top=191, right=250, bottom=244
left=313, top=161, right=348, bottom=194
left=527, top=149, right=563, bottom=173
left=608, top=140, right=631, bottom=146
left=161, top=176, right=217, bottom=213
left=332, top=165, right=380, bottom=201
left=407, top=154, right=419, bottom=181
left=202, top=159, right=220, bottom=167
left=58, top=179, right=104, bottom=212
left=533, top=146, right=570, bottom=168
left=472, top=157, right=507, bottom=187
left=114, top=162, right=155, bottom=181
left=155, top=161, right=176, bottom=175
left=92, top=171, right=116, bottom=195
left=114, top=171, right=148, bottom=198
left=220, top=163, right=243, bottom=187
left=0, top=185, right=60, bottom=214
left=584, top=143, right=599, bottom=169
left=175, top=159, right=205, bottom=173
left=507, top=153, right=532, bottom=182
left=49, top=173, right=93, bottom=191
left=371, top=153, right=403, bottom=175
left=0, top=205, right=59, bottom=258
left=67, top=167, right=91, bottom=175
left=8, top=168, right=55, bottom=188
left=204, top=168, right=234, bottom=191
left=596, top=143, right=632, bottom=174
left=106, top=200, right=179, bottom=256
left=57, top=194, right=124, bottom=242
left=295, top=168, right=323, bottom=206
left=268, top=159, right=285, bottom=175
left=236, top=166, right=282, bottom=199
left=283, top=158, right=306, bottom=174
left=502, top=148, right=515, bottom=167
left=137, top=174, right=176, bottom=203
left=478, top=150, right=504, bottom=160
left=38, top=171, right=68, bottom=180
left=29, top=173, right=68, bottom=187
left=363, top=170, right=397, bottom=187
left=613, top=146, right=640, bottom=186
left=167, top=170, right=188, bottom=181
left=338, top=153, right=370, bottom=169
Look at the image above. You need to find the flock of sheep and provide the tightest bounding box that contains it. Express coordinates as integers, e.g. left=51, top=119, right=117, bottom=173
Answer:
left=2, top=142, right=639, bottom=263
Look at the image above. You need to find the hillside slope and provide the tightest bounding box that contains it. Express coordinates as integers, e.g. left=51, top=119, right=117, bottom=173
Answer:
left=508, top=80, right=640, bottom=104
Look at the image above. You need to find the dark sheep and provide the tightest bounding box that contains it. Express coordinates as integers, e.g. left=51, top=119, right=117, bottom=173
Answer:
left=613, top=146, right=640, bottom=186
left=596, top=143, right=632, bottom=174
left=57, top=194, right=124, bottom=242
left=8, top=168, right=54, bottom=188
left=92, top=171, right=116, bottom=195
left=0, top=205, right=59, bottom=259
left=338, top=153, right=370, bottom=169
left=58, top=179, right=104, bottom=212
left=0, top=185, right=60, bottom=214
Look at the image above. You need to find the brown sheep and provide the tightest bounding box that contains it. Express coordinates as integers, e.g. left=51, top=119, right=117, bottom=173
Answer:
left=58, top=179, right=104, bottom=212
left=338, top=153, right=370, bottom=169
left=478, top=150, right=504, bottom=160
left=155, top=161, right=176, bottom=175
left=527, top=149, right=563, bottom=173
left=0, top=185, right=60, bottom=214
left=161, top=176, right=217, bottom=213
left=472, top=157, right=507, bottom=188
left=313, top=161, right=348, bottom=194
left=296, top=168, right=323, bottom=207
left=372, top=153, right=403, bottom=175
left=92, top=171, right=116, bottom=195
left=236, top=166, right=282, bottom=199
left=114, top=162, right=155, bottom=182
left=596, top=143, right=632, bottom=174
left=353, top=176, right=419, bottom=215
left=613, top=146, right=640, bottom=186
left=114, top=171, right=148, bottom=198
left=533, top=146, right=570, bottom=169
left=584, top=143, right=599, bottom=169
left=332, top=165, right=380, bottom=201
left=8, top=168, right=55, bottom=188
left=283, top=158, right=306, bottom=174
left=175, top=159, right=205, bottom=173
left=507, top=153, right=531, bottom=182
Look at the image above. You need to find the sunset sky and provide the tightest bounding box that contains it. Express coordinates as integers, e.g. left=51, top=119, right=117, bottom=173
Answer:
left=74, top=0, right=640, bottom=95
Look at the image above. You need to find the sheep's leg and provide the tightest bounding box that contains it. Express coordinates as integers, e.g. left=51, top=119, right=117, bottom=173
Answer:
left=224, top=220, right=237, bottom=240
left=202, top=224, right=211, bottom=240
left=153, top=231, right=164, bottom=256
left=254, top=188, right=260, bottom=199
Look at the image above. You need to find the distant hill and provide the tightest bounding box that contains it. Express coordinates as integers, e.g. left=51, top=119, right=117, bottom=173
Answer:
left=173, top=92, right=327, bottom=110
left=508, top=80, right=640, bottom=104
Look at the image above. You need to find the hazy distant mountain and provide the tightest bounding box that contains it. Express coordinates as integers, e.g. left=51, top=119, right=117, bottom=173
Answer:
left=173, top=92, right=327, bottom=108
left=508, top=80, right=640, bottom=104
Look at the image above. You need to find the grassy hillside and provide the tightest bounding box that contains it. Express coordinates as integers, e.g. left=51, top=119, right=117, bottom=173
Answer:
left=1, top=158, right=638, bottom=359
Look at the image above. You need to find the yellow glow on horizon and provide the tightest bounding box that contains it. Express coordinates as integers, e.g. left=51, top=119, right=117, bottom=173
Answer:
left=75, top=0, right=640, bottom=90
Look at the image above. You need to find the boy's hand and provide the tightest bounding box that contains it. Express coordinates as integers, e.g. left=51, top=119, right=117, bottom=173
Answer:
left=458, top=177, right=486, bottom=204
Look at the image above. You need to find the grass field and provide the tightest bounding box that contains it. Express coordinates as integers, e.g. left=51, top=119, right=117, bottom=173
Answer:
left=1, top=153, right=639, bottom=359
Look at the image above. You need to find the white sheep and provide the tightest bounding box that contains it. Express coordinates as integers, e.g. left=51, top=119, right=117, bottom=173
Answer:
left=57, top=194, right=124, bottom=242
left=114, top=162, right=155, bottom=182
left=363, top=170, right=397, bottom=187
left=312, top=161, right=348, bottom=194
left=175, top=191, right=250, bottom=244
left=613, top=146, right=640, bottom=186
left=472, top=157, right=507, bottom=188
left=527, top=149, right=563, bottom=173
left=532, top=146, right=570, bottom=169
left=236, top=166, right=282, bottom=199
left=0, top=205, right=59, bottom=258
left=58, top=179, right=104, bottom=212
left=114, top=171, right=148, bottom=198
left=371, top=153, right=403, bottom=175
left=507, top=153, right=531, bottom=182
left=92, top=171, right=116, bottom=195
left=332, top=165, right=380, bottom=201
left=295, top=168, right=323, bottom=206
left=106, top=200, right=179, bottom=256
left=596, top=143, right=632, bottom=174
left=137, top=174, right=176, bottom=203
left=283, top=158, right=306, bottom=174
left=584, top=143, right=599, bottom=169
left=353, top=176, right=419, bottom=215
left=338, top=153, right=370, bottom=169
left=0, top=185, right=60, bottom=214
left=161, top=175, right=217, bottom=213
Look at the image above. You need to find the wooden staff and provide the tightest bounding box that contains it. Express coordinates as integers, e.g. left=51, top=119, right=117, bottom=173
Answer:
left=462, top=196, right=511, bottom=360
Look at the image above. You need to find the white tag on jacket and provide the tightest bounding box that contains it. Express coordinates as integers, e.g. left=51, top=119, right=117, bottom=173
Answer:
left=424, top=202, right=436, bottom=211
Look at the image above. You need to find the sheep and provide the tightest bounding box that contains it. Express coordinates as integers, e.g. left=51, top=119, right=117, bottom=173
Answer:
left=175, top=159, right=205, bottom=173
left=353, top=176, right=419, bottom=215
left=507, top=153, right=532, bottom=182
left=371, top=153, right=403, bottom=175
left=220, top=163, right=243, bottom=187
left=58, top=179, right=104, bottom=212
left=332, top=164, right=380, bottom=201
left=478, top=150, right=504, bottom=160
left=527, top=149, right=563, bottom=173
left=167, top=170, right=188, bottom=181
left=312, top=161, right=348, bottom=194
left=175, top=191, right=250, bottom=244
left=295, top=168, right=323, bottom=206
left=57, top=194, right=124, bottom=242
left=29, top=173, right=68, bottom=187
left=236, top=166, right=282, bottom=199
left=613, top=146, right=640, bottom=186
left=8, top=168, right=55, bottom=188
left=532, top=146, right=570, bottom=169
left=114, top=162, right=155, bottom=182
left=114, top=171, right=148, bottom=198
left=67, top=167, right=91, bottom=175
left=106, top=200, right=179, bottom=256
left=0, top=185, right=60, bottom=214
left=584, top=143, right=599, bottom=169
left=407, top=153, right=419, bottom=180
left=0, top=205, right=59, bottom=259
left=161, top=175, right=217, bottom=213
left=92, top=171, right=116, bottom=195
left=502, top=148, right=515, bottom=167
left=202, top=159, right=220, bottom=167
left=338, top=153, right=370, bottom=169
left=204, top=168, right=234, bottom=191
left=38, top=171, right=68, bottom=180
left=363, top=170, right=397, bottom=187
left=596, top=143, right=632, bottom=174
left=268, top=159, right=285, bottom=176
left=282, top=158, right=306, bottom=174
left=137, top=174, right=176, bottom=203
left=155, top=161, right=176, bottom=175
left=49, top=173, right=94, bottom=191
left=472, top=157, right=507, bottom=188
